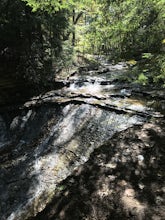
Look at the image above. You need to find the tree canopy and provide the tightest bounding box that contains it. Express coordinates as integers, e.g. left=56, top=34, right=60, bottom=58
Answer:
left=0, top=0, right=164, bottom=86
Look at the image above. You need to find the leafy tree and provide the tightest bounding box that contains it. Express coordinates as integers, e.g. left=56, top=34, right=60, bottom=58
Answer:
left=81, top=0, right=165, bottom=85
left=0, top=0, right=69, bottom=86
left=84, top=0, right=164, bottom=57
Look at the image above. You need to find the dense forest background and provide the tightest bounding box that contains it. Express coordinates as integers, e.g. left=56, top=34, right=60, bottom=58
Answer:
left=0, top=0, right=164, bottom=87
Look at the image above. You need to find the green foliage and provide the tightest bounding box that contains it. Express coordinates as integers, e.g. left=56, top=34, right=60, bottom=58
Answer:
left=55, top=40, right=74, bottom=74
left=136, top=73, right=148, bottom=85
left=142, top=53, right=153, bottom=59
left=75, top=0, right=165, bottom=87
left=0, top=0, right=164, bottom=87
left=80, top=0, right=164, bottom=60
left=21, top=0, right=95, bottom=13
left=153, top=54, right=165, bottom=85
left=0, top=0, right=70, bottom=86
left=21, top=0, right=63, bottom=12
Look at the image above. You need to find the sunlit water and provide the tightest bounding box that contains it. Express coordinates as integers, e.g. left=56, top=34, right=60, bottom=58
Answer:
left=64, top=78, right=161, bottom=116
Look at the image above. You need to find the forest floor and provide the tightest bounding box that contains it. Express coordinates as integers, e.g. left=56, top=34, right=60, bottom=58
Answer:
left=32, top=118, right=165, bottom=220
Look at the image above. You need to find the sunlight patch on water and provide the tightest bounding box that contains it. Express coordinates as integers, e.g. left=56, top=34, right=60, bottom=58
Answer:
left=115, top=98, right=149, bottom=112
left=123, top=98, right=146, bottom=106
left=68, top=82, right=102, bottom=96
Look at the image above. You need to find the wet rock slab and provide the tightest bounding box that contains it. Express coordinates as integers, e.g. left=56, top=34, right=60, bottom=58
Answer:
left=0, top=101, right=145, bottom=220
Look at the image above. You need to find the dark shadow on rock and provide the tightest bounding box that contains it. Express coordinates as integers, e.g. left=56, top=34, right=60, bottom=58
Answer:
left=30, top=119, right=165, bottom=220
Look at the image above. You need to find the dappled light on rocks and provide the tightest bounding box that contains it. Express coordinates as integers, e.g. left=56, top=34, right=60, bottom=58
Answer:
left=31, top=120, right=165, bottom=220
left=0, top=64, right=165, bottom=220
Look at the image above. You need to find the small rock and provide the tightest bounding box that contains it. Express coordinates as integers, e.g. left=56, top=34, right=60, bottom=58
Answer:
left=138, top=183, right=145, bottom=189
left=105, top=163, right=117, bottom=169
left=137, top=155, right=144, bottom=162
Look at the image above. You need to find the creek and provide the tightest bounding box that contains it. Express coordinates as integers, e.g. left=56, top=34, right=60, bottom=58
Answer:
left=0, top=63, right=164, bottom=220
